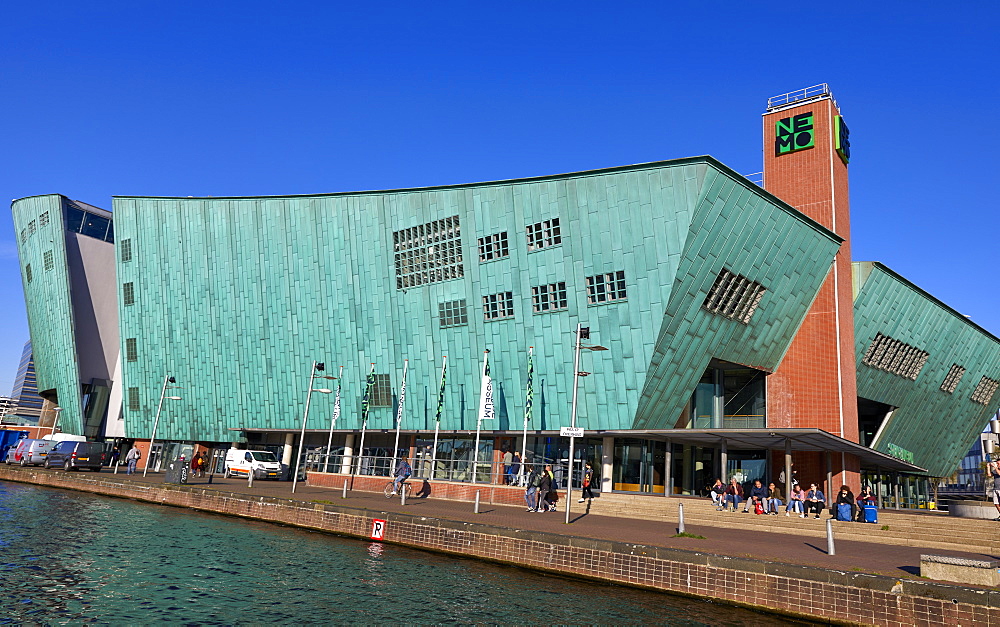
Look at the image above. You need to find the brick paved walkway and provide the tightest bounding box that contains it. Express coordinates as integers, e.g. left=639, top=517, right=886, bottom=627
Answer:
left=108, top=469, right=994, bottom=581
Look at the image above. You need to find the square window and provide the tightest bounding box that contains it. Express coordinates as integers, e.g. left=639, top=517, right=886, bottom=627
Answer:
left=586, top=270, right=627, bottom=304
left=123, top=282, right=135, bottom=306
left=483, top=291, right=515, bottom=320
left=531, top=282, right=568, bottom=313
left=478, top=232, right=509, bottom=262
left=526, top=218, right=561, bottom=251
left=439, top=299, right=469, bottom=327
left=125, top=338, right=138, bottom=362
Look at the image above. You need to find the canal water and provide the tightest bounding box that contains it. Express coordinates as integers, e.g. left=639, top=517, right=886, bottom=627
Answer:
left=0, top=481, right=813, bottom=625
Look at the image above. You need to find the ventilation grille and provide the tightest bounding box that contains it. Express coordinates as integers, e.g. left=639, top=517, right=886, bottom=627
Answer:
left=861, top=333, right=929, bottom=381
left=703, top=269, right=766, bottom=324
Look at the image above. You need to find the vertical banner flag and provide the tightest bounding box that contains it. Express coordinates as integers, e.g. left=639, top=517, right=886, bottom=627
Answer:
left=396, top=360, right=408, bottom=427
left=361, top=363, right=375, bottom=424
left=332, top=378, right=342, bottom=426
left=525, top=347, right=533, bottom=424
left=435, top=356, right=447, bottom=423
left=478, top=351, right=494, bottom=423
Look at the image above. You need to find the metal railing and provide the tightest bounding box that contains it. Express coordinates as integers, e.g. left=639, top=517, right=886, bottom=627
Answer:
left=301, top=452, right=596, bottom=490
left=765, top=84, right=834, bottom=111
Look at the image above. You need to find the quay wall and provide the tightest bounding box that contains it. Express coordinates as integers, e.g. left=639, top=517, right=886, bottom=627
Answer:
left=2, top=467, right=997, bottom=626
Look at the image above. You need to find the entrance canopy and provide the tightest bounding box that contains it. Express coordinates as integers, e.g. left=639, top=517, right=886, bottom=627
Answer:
left=600, top=428, right=925, bottom=473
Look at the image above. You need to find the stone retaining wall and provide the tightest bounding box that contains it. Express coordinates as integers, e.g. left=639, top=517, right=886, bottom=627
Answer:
left=4, top=467, right=998, bottom=625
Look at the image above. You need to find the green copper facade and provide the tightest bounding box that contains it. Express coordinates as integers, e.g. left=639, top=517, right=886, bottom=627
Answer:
left=111, top=157, right=840, bottom=442
left=853, top=262, right=1000, bottom=477
left=12, top=194, right=119, bottom=437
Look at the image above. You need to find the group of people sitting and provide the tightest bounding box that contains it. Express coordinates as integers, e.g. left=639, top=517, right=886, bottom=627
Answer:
left=709, top=477, right=877, bottom=521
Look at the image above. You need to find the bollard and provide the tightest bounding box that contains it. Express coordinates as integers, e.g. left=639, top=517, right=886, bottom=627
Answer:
left=342, top=479, right=348, bottom=499
left=826, top=518, right=836, bottom=555
left=114, top=461, right=120, bottom=475
left=678, top=502, right=686, bottom=535
left=248, top=470, right=254, bottom=488
left=474, top=490, right=481, bottom=514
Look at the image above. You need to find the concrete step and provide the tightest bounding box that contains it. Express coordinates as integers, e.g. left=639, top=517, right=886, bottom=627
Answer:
left=578, top=494, right=993, bottom=553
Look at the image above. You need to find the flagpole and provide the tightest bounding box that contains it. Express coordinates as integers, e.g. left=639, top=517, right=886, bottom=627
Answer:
left=521, top=346, right=533, bottom=481
left=432, top=356, right=446, bottom=481
left=323, top=366, right=343, bottom=473
left=473, top=350, right=489, bottom=485
left=356, top=364, right=375, bottom=476
left=392, top=359, right=408, bottom=470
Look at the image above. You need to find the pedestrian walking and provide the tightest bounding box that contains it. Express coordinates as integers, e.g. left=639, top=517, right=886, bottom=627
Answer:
left=536, top=465, right=553, bottom=512
left=125, top=445, right=141, bottom=475
left=525, top=464, right=543, bottom=511
left=578, top=460, right=595, bottom=503
left=509, top=452, right=521, bottom=486
left=502, top=449, right=513, bottom=484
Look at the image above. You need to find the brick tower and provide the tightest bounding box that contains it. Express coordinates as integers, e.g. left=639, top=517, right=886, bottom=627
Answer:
left=762, top=85, right=860, bottom=488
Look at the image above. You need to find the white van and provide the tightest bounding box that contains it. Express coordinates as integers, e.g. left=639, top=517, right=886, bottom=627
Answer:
left=224, top=448, right=283, bottom=480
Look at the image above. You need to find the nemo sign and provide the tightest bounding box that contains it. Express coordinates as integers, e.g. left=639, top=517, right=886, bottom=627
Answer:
left=775, top=112, right=815, bottom=156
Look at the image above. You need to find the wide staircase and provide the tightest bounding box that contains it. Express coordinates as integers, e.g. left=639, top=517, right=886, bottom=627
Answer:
left=582, top=492, right=993, bottom=554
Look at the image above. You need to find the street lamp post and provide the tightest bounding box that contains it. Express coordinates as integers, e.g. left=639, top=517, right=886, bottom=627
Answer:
left=292, top=361, right=335, bottom=494
left=565, top=324, right=607, bottom=524
left=144, top=375, right=182, bottom=477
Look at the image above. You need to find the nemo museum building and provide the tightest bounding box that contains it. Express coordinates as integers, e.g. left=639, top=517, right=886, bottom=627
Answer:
left=12, top=85, right=1000, bottom=506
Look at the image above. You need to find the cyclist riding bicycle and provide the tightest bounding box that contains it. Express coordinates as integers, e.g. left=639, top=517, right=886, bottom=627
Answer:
left=392, top=456, right=412, bottom=495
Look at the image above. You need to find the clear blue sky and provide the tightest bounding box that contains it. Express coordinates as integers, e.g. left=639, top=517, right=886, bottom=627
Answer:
left=1, top=3, right=998, bottom=394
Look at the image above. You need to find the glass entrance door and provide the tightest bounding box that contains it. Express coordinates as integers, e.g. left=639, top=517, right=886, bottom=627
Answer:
left=613, top=439, right=665, bottom=493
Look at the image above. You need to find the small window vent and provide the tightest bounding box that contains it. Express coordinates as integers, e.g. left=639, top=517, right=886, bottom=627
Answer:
left=940, top=364, right=966, bottom=394
left=43, top=251, right=54, bottom=272
left=125, top=338, right=138, bottom=362
left=39, top=211, right=50, bottom=228
left=120, top=238, right=133, bottom=263
left=703, top=269, right=767, bottom=324
left=586, top=270, right=627, bottom=304
left=370, top=374, right=392, bottom=407
left=439, top=299, right=469, bottom=327
left=123, top=282, right=135, bottom=306
left=127, top=387, right=140, bottom=411
left=971, top=376, right=1000, bottom=406
left=861, top=333, right=929, bottom=381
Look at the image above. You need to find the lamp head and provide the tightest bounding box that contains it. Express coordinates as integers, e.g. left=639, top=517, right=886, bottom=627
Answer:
left=316, top=362, right=325, bottom=372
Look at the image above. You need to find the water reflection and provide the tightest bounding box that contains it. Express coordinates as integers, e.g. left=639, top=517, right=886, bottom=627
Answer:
left=0, top=481, right=812, bottom=625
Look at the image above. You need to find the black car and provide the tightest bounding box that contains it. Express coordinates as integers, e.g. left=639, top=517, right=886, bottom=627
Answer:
left=45, top=441, right=106, bottom=471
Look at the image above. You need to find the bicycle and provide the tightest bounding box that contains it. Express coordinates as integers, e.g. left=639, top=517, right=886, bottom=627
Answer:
left=384, top=478, right=412, bottom=499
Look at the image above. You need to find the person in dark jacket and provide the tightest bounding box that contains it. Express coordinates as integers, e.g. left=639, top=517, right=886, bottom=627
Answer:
left=723, top=477, right=743, bottom=512
left=834, top=485, right=856, bottom=521
left=744, top=479, right=767, bottom=513
left=805, top=484, right=826, bottom=518
left=536, top=464, right=554, bottom=512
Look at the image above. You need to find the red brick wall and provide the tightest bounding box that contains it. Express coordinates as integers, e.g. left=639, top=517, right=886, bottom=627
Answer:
left=309, top=472, right=533, bottom=507
left=763, top=97, right=860, bottom=491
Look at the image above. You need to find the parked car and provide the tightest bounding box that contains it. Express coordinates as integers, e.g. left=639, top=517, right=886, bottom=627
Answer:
left=11, top=438, right=56, bottom=466
left=45, top=441, right=106, bottom=471
left=4, top=444, right=18, bottom=464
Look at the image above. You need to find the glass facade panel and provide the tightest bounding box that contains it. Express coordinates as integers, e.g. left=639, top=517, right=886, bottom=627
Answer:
left=613, top=439, right=665, bottom=493
left=81, top=213, right=110, bottom=240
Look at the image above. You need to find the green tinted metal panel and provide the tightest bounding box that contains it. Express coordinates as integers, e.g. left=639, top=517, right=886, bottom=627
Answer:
left=112, top=157, right=839, bottom=442
left=11, top=195, right=85, bottom=433
left=853, top=262, right=1000, bottom=477
left=633, top=169, right=841, bottom=429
